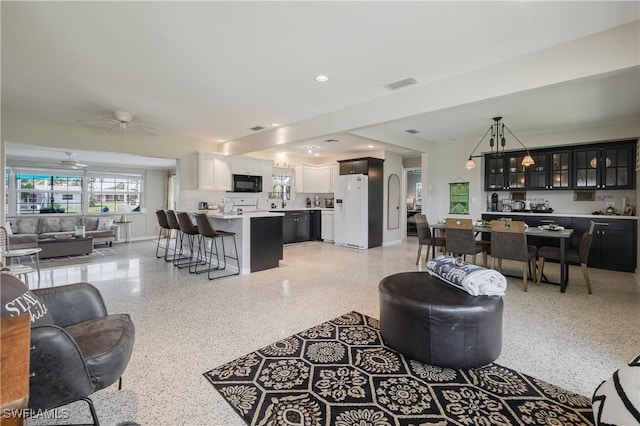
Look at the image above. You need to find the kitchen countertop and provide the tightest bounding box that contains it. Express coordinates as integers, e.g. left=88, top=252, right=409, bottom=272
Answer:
left=483, top=211, right=637, bottom=220
left=268, top=207, right=334, bottom=211
left=206, top=211, right=285, bottom=219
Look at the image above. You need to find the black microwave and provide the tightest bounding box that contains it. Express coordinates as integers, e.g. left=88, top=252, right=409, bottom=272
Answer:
left=232, top=174, right=262, bottom=193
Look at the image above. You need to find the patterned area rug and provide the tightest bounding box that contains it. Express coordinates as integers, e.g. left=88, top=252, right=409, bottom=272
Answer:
left=204, top=311, right=594, bottom=425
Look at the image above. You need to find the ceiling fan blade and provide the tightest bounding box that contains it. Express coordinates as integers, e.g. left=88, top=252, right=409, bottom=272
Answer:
left=107, top=124, right=120, bottom=134
left=128, top=123, right=158, bottom=135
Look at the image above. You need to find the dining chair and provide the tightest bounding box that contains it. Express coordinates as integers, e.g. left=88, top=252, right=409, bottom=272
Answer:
left=490, top=220, right=537, bottom=292
left=415, top=215, right=446, bottom=264
left=444, top=218, right=488, bottom=267
left=537, top=221, right=595, bottom=294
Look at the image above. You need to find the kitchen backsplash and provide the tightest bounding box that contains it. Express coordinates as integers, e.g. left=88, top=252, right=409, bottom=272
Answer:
left=487, top=189, right=636, bottom=215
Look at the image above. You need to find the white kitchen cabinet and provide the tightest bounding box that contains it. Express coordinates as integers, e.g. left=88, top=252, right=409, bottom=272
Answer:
left=321, top=210, right=334, bottom=242
left=195, top=152, right=231, bottom=190
left=295, top=165, right=331, bottom=193
left=231, top=157, right=263, bottom=175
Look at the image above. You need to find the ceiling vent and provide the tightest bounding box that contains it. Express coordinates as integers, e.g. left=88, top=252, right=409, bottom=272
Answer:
left=386, top=77, right=417, bottom=90
left=250, top=126, right=266, bottom=131
left=405, top=129, right=420, bottom=134
left=325, top=139, right=339, bottom=143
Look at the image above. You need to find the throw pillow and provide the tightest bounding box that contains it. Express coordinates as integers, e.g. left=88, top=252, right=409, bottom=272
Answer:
left=0, top=272, right=54, bottom=325
left=16, top=218, right=38, bottom=234
left=3, top=222, right=13, bottom=236
left=83, top=217, right=99, bottom=231
left=592, top=354, right=640, bottom=425
left=97, top=217, right=114, bottom=230
left=41, top=217, right=62, bottom=233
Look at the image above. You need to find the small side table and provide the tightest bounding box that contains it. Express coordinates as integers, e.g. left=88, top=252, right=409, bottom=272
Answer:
left=116, top=221, right=132, bottom=243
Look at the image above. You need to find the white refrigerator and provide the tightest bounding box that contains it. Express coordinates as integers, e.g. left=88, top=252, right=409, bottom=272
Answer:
left=334, top=174, right=368, bottom=249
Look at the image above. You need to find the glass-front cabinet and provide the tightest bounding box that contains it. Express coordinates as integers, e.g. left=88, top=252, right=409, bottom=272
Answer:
left=527, top=149, right=571, bottom=190
left=484, top=140, right=636, bottom=191
left=506, top=154, right=526, bottom=189
left=574, top=142, right=635, bottom=189
left=485, top=156, right=506, bottom=190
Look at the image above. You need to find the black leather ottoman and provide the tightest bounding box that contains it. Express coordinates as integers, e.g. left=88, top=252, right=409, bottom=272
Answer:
left=379, top=272, right=503, bottom=368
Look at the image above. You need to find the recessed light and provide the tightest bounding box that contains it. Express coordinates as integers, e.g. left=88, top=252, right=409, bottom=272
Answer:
left=315, top=74, right=329, bottom=82
left=314, top=153, right=319, bottom=157
left=217, top=139, right=225, bottom=142
left=367, top=145, right=374, bottom=149
left=271, top=123, right=280, bottom=127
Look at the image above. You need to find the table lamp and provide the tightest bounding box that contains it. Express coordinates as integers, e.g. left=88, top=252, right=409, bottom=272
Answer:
left=116, top=205, right=129, bottom=222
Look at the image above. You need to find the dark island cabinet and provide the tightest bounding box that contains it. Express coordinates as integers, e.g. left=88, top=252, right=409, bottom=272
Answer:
left=282, top=211, right=310, bottom=243
left=482, top=213, right=636, bottom=272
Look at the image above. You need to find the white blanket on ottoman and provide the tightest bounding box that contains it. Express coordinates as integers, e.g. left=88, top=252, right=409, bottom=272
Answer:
left=427, top=255, right=507, bottom=296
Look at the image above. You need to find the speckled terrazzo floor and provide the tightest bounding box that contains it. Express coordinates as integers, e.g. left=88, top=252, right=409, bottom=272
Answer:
left=28, top=238, right=640, bottom=426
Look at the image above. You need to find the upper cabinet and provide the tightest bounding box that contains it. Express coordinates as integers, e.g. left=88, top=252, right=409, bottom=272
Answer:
left=526, top=149, right=571, bottom=190
left=338, top=157, right=384, bottom=176
left=295, top=164, right=332, bottom=193
left=484, top=140, right=636, bottom=191
left=574, top=141, right=635, bottom=189
left=484, top=154, right=526, bottom=190
left=195, top=152, right=232, bottom=191
left=231, top=157, right=269, bottom=176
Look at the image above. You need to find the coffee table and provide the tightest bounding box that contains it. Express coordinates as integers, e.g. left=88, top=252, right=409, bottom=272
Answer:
left=38, top=237, right=93, bottom=259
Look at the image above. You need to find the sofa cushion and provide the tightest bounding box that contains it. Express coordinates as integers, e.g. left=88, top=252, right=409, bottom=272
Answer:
left=16, top=218, right=38, bottom=234
left=86, top=230, right=114, bottom=238
left=8, top=234, right=39, bottom=245
left=0, top=272, right=54, bottom=325
left=60, top=217, right=79, bottom=232
left=40, top=217, right=62, bottom=233
left=39, top=232, right=74, bottom=239
left=65, top=313, right=135, bottom=389
left=83, top=217, right=99, bottom=231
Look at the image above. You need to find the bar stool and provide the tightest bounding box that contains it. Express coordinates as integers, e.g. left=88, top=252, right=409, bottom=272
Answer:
left=155, top=210, right=173, bottom=261
left=194, top=213, right=239, bottom=280
left=176, top=212, right=205, bottom=272
left=165, top=210, right=190, bottom=267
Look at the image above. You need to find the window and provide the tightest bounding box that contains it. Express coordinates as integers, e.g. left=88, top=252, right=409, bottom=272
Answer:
left=15, top=173, right=83, bottom=214
left=6, top=168, right=144, bottom=216
left=87, top=174, right=142, bottom=214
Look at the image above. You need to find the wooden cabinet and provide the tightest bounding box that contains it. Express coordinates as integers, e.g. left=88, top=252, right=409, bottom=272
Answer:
left=527, top=149, right=571, bottom=190
left=484, top=140, right=636, bottom=191
left=338, top=158, right=383, bottom=176
left=339, top=159, right=369, bottom=175
left=195, top=152, right=231, bottom=191
left=572, top=218, right=636, bottom=272
left=573, top=141, right=635, bottom=189
left=482, top=213, right=637, bottom=272
left=485, top=154, right=527, bottom=190
left=282, top=211, right=311, bottom=243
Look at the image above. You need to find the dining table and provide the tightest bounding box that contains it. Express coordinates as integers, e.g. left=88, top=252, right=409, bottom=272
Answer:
left=430, top=222, right=575, bottom=293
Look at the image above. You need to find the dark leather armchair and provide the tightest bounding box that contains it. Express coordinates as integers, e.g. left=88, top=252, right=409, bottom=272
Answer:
left=1, top=273, right=135, bottom=425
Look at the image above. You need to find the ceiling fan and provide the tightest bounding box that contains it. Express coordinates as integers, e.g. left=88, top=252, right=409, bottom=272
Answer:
left=60, top=152, right=88, bottom=169
left=76, top=110, right=157, bottom=136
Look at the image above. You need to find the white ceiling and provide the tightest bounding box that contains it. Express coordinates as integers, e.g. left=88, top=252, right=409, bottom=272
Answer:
left=2, top=1, right=639, bottom=167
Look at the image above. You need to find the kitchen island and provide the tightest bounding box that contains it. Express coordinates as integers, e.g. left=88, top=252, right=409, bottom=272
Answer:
left=206, top=211, right=284, bottom=275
